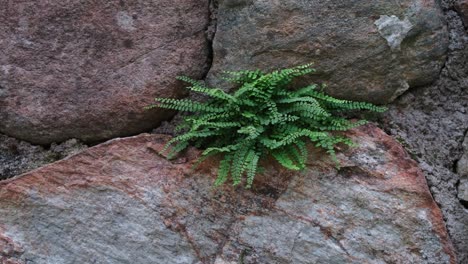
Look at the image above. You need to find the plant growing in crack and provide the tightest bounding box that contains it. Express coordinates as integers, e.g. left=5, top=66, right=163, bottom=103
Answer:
left=146, top=64, right=386, bottom=188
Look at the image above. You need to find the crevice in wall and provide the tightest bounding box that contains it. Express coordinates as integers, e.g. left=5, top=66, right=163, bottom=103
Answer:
left=0, top=133, right=88, bottom=181
left=454, top=128, right=468, bottom=209
left=151, top=0, right=219, bottom=137
left=202, top=0, right=218, bottom=80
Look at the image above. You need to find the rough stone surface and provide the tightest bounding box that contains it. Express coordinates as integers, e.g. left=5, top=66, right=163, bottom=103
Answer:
left=0, top=126, right=456, bottom=263
left=0, top=134, right=87, bottom=180
left=458, top=180, right=468, bottom=203
left=0, top=0, right=210, bottom=144
left=456, top=134, right=468, bottom=202
left=381, top=1, right=468, bottom=262
left=207, top=0, right=448, bottom=104
left=455, top=0, right=468, bottom=26
left=458, top=134, right=468, bottom=177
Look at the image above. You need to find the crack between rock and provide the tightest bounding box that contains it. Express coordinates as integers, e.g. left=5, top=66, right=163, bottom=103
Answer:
left=289, top=229, right=302, bottom=257
left=274, top=207, right=352, bottom=258
left=134, top=195, right=207, bottom=263
left=201, top=0, right=218, bottom=80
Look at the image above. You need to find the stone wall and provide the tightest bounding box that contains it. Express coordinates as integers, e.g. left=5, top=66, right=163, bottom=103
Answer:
left=0, top=0, right=466, bottom=263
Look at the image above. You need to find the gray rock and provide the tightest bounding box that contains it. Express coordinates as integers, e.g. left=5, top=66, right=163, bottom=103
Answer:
left=455, top=0, right=468, bottom=27
left=382, top=2, right=468, bottom=262
left=374, top=15, right=413, bottom=51
left=0, top=127, right=456, bottom=263
left=458, top=180, right=468, bottom=203
left=0, top=0, right=210, bottom=144
left=457, top=134, right=468, bottom=202
left=207, top=0, right=448, bottom=104
left=457, top=134, right=468, bottom=178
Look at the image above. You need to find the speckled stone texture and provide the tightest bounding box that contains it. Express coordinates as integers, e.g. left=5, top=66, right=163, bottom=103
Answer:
left=382, top=1, right=468, bottom=262
left=0, top=134, right=87, bottom=180
left=455, top=0, right=468, bottom=26
left=0, top=0, right=210, bottom=144
left=457, top=134, right=468, bottom=202
left=207, top=0, right=448, bottom=104
left=0, top=125, right=456, bottom=264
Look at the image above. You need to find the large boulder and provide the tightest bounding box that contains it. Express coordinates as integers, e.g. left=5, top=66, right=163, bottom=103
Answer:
left=208, top=0, right=448, bottom=104
left=0, top=1, right=209, bottom=144
left=0, top=125, right=456, bottom=263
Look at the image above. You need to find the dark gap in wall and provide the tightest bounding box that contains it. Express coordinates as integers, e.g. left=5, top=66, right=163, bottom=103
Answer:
left=460, top=200, right=468, bottom=209
left=201, top=0, right=218, bottom=80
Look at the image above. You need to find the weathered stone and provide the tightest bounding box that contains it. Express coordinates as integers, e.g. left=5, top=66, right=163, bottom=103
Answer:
left=458, top=180, right=468, bottom=203
left=207, top=0, right=448, bottom=104
left=0, top=134, right=87, bottom=180
left=457, top=134, right=468, bottom=178
left=0, top=1, right=210, bottom=144
left=0, top=125, right=456, bottom=263
left=457, top=134, right=468, bottom=202
left=455, top=0, right=468, bottom=26
left=382, top=3, right=468, bottom=262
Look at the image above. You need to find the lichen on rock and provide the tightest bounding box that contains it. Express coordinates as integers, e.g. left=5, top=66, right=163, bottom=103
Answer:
left=374, top=15, right=413, bottom=51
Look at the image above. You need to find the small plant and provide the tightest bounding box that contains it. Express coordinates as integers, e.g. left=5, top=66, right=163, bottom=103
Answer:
left=146, top=64, right=386, bottom=188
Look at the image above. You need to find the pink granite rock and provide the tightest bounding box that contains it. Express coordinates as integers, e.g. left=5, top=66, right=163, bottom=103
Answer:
left=0, top=0, right=209, bottom=144
left=0, top=125, right=456, bottom=263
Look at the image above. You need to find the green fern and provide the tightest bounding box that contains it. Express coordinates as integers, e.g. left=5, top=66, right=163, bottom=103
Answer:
left=147, top=64, right=387, bottom=188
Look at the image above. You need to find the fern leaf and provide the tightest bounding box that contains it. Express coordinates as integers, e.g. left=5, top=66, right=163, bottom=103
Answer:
left=214, top=154, right=232, bottom=186
left=231, top=145, right=251, bottom=186
left=166, top=141, right=189, bottom=159
left=272, top=149, right=301, bottom=170
left=245, top=151, right=260, bottom=188
left=156, top=98, right=227, bottom=113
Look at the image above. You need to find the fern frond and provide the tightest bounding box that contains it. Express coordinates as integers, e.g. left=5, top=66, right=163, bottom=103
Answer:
left=272, top=149, right=301, bottom=170
left=214, top=154, right=232, bottom=186
left=231, top=145, right=251, bottom=186
left=246, top=151, right=260, bottom=188
left=261, top=129, right=328, bottom=149
left=294, top=140, right=308, bottom=166
left=277, top=96, right=320, bottom=105
left=166, top=141, right=189, bottom=159
left=192, top=121, right=241, bottom=130
left=202, top=143, right=242, bottom=156
left=283, top=101, right=330, bottom=119
left=178, top=76, right=237, bottom=102
left=155, top=98, right=228, bottom=113
left=222, top=69, right=264, bottom=84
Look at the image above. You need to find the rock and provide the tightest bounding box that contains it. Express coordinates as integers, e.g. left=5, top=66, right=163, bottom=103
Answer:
left=457, top=134, right=468, bottom=202
left=0, top=1, right=210, bottom=144
left=458, top=180, right=468, bottom=203
left=0, top=125, right=456, bottom=263
left=455, top=0, right=468, bottom=27
left=382, top=3, right=468, bottom=262
left=0, top=134, right=87, bottom=180
left=457, top=134, right=468, bottom=178
left=207, top=0, right=448, bottom=104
